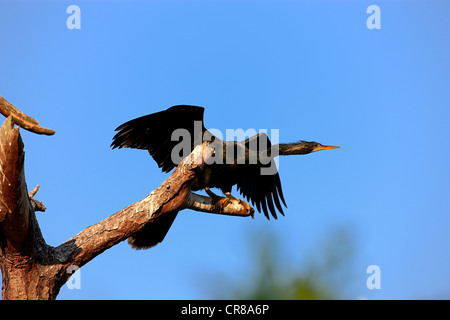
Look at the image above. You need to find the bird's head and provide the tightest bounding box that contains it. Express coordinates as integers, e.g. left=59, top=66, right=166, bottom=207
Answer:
left=278, top=141, right=340, bottom=155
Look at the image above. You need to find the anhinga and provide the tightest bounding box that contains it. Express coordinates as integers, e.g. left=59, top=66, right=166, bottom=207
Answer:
left=111, top=105, right=338, bottom=248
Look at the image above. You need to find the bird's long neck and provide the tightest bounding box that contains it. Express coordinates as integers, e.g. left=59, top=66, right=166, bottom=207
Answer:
left=273, top=142, right=312, bottom=155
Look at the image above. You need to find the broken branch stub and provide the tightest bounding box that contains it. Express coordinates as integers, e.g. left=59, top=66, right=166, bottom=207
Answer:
left=0, top=96, right=55, bottom=135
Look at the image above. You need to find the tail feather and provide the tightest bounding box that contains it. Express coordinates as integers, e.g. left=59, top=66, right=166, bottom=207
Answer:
left=128, top=212, right=178, bottom=249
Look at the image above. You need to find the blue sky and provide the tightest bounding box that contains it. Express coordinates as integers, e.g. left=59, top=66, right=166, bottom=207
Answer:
left=1, top=0, right=449, bottom=299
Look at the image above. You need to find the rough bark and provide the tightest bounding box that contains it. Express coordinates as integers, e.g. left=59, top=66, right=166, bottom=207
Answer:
left=0, top=96, right=55, bottom=135
left=0, top=97, right=253, bottom=300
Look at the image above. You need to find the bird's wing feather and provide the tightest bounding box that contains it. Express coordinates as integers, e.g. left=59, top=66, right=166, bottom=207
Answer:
left=236, top=133, right=287, bottom=219
left=111, top=105, right=206, bottom=172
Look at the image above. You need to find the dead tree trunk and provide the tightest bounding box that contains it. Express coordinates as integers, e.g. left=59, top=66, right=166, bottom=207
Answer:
left=0, top=96, right=252, bottom=300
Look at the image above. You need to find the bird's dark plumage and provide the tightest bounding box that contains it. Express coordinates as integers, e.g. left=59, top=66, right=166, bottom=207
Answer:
left=112, top=105, right=338, bottom=248
left=112, top=105, right=286, bottom=220
left=112, top=105, right=206, bottom=173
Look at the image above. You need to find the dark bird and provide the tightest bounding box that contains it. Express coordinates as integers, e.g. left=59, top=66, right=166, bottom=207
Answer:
left=111, top=105, right=338, bottom=248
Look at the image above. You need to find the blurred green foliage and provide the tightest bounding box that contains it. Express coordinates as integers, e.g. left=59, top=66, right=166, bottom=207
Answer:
left=205, top=226, right=356, bottom=300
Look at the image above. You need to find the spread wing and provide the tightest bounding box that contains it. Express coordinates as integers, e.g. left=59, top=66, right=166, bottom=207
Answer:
left=111, top=105, right=207, bottom=173
left=236, top=133, right=287, bottom=219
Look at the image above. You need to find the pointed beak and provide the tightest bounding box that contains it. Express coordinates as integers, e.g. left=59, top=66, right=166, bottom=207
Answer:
left=312, top=145, right=340, bottom=152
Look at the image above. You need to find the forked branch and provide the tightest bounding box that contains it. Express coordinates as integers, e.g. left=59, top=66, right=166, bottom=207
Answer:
left=0, top=105, right=253, bottom=299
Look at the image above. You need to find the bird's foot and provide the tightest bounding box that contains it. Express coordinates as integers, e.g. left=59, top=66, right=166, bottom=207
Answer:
left=210, top=196, right=254, bottom=217
left=211, top=196, right=231, bottom=213
left=224, top=192, right=236, bottom=200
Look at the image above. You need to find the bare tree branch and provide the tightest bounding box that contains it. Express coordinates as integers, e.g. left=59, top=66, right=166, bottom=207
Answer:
left=186, top=192, right=254, bottom=218
left=53, top=143, right=253, bottom=268
left=0, top=116, right=31, bottom=251
left=28, top=185, right=47, bottom=212
left=28, top=185, right=40, bottom=199
left=0, top=112, right=254, bottom=299
left=0, top=96, right=55, bottom=135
